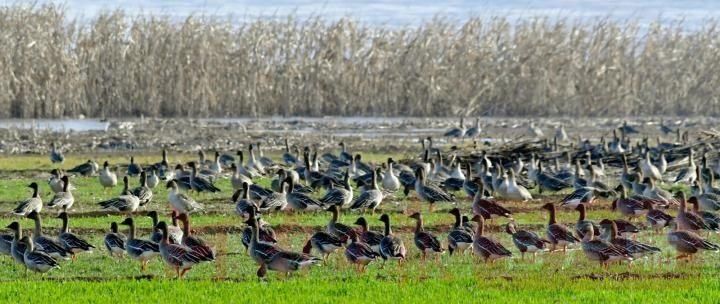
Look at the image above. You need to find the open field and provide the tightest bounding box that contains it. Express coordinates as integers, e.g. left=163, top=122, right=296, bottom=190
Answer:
left=0, top=151, right=718, bottom=303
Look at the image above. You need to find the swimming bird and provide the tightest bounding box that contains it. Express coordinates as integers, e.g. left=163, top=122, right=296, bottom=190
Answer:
left=13, top=182, right=42, bottom=216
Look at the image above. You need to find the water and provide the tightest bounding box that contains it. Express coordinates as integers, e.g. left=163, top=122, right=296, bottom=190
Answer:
left=24, top=1, right=720, bottom=28
left=0, top=119, right=109, bottom=132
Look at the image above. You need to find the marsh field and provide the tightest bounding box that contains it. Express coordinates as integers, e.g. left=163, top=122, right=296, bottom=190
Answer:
left=0, top=117, right=717, bottom=303
left=2, top=3, right=720, bottom=303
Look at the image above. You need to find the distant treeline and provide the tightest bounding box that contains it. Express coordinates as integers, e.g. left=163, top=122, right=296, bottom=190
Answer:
left=0, top=4, right=719, bottom=118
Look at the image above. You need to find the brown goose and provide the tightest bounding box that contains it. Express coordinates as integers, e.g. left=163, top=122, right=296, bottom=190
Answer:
left=470, top=215, right=511, bottom=263
left=541, top=203, right=579, bottom=253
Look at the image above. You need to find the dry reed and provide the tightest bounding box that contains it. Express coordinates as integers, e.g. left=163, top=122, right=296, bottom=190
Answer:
left=0, top=4, right=719, bottom=118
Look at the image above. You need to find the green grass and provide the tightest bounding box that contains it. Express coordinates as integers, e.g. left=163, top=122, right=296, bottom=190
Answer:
left=0, top=154, right=716, bottom=303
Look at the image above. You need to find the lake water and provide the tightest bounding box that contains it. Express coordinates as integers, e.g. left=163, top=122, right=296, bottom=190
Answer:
left=23, top=1, right=720, bottom=28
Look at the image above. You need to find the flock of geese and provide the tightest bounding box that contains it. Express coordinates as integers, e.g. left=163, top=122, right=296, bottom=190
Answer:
left=4, top=120, right=720, bottom=279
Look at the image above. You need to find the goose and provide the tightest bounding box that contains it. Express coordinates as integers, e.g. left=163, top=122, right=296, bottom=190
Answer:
left=48, top=169, right=68, bottom=193
left=49, top=142, right=64, bottom=164
left=188, top=162, right=220, bottom=193
left=259, top=248, right=322, bottom=278
left=414, top=168, right=454, bottom=211
left=131, top=171, right=154, bottom=206
left=447, top=208, right=474, bottom=255
left=241, top=216, right=277, bottom=253
left=528, top=122, right=544, bottom=138
left=676, top=192, right=710, bottom=232
left=598, top=219, right=660, bottom=258
left=688, top=197, right=720, bottom=233
left=642, top=178, right=677, bottom=206
left=667, top=224, right=720, bottom=260
left=409, top=212, right=443, bottom=260
left=325, top=205, right=358, bottom=244
left=644, top=201, right=674, bottom=234
left=541, top=203, right=579, bottom=253
left=344, top=232, right=378, bottom=272
left=47, top=175, right=74, bottom=212
left=353, top=217, right=383, bottom=254
left=574, top=204, right=600, bottom=239
left=257, top=179, right=288, bottom=212
left=6, top=222, right=27, bottom=267
left=639, top=151, right=662, bottom=181
left=465, top=118, right=481, bottom=138
left=127, top=156, right=142, bottom=177
left=505, top=221, right=548, bottom=261
left=378, top=214, right=407, bottom=266
left=26, top=211, right=69, bottom=260
left=284, top=176, right=324, bottom=211
left=104, top=222, right=125, bottom=258
left=470, top=214, right=512, bottom=263
left=208, top=151, right=223, bottom=176
left=247, top=144, right=266, bottom=175
left=155, top=221, right=202, bottom=279
left=22, top=236, right=60, bottom=274
left=578, top=223, right=633, bottom=269
left=320, top=170, right=353, bottom=208
left=146, top=168, right=160, bottom=189
left=674, top=149, right=697, bottom=184
left=244, top=210, right=281, bottom=266
left=175, top=213, right=215, bottom=262
left=658, top=151, right=668, bottom=175
left=535, top=162, right=571, bottom=193
left=99, top=176, right=140, bottom=214
left=119, top=217, right=160, bottom=271
left=13, top=182, right=42, bottom=216
left=382, top=158, right=401, bottom=192
left=444, top=118, right=465, bottom=138
left=0, top=226, right=13, bottom=257
left=149, top=211, right=185, bottom=245
left=68, top=160, right=98, bottom=176
left=230, top=163, right=253, bottom=190
left=350, top=168, right=383, bottom=214
left=235, top=151, right=260, bottom=178
left=167, top=180, right=204, bottom=214
left=282, top=139, right=299, bottom=165
left=611, top=185, right=646, bottom=220
left=503, top=170, right=532, bottom=201
left=302, top=231, right=343, bottom=262
left=154, top=149, right=170, bottom=173
left=234, top=184, right=257, bottom=220
left=555, top=124, right=568, bottom=142
left=56, top=212, right=94, bottom=260
left=472, top=182, right=512, bottom=222
left=98, top=161, right=118, bottom=189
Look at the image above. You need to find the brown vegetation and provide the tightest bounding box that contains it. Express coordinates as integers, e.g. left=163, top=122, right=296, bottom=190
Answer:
left=0, top=4, right=719, bottom=118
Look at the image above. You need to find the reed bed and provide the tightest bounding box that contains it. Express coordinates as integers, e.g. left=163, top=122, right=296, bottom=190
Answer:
left=0, top=4, right=719, bottom=118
